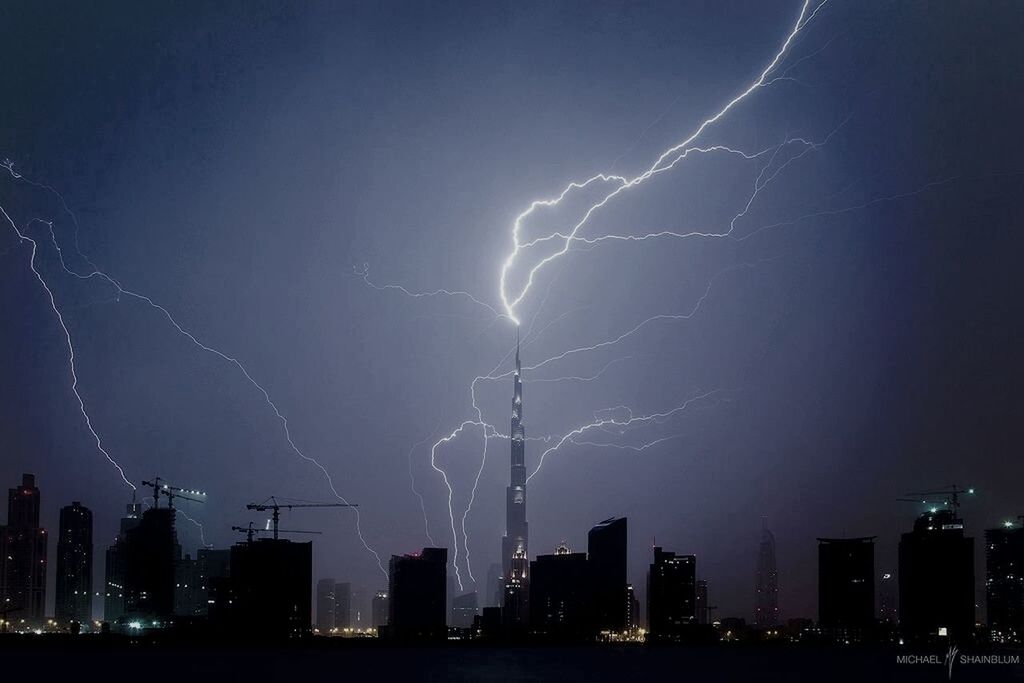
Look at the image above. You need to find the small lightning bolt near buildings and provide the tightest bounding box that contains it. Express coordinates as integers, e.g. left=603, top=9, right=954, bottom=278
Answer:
left=501, top=329, right=529, bottom=627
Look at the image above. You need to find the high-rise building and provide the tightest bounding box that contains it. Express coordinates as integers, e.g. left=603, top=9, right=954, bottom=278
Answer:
left=103, top=502, right=141, bottom=624
left=986, top=521, right=1024, bottom=642
left=646, top=547, right=696, bottom=640
left=388, top=547, right=447, bottom=639
left=818, top=537, right=875, bottom=638
left=485, top=562, right=503, bottom=608
left=174, top=553, right=199, bottom=617
left=55, top=501, right=93, bottom=627
left=696, top=579, right=709, bottom=625
left=174, top=547, right=229, bottom=618
left=502, top=334, right=529, bottom=627
left=626, top=583, right=640, bottom=631
left=350, top=587, right=365, bottom=629
left=334, top=581, right=352, bottom=629
left=316, top=578, right=335, bottom=632
left=229, top=538, right=312, bottom=637
left=899, top=508, right=974, bottom=642
left=755, top=519, right=779, bottom=627
left=123, top=507, right=181, bottom=623
left=878, top=570, right=897, bottom=624
left=0, top=474, right=48, bottom=623
left=197, top=548, right=229, bottom=615
left=451, top=591, right=479, bottom=629
left=371, top=590, right=389, bottom=629
left=529, top=545, right=592, bottom=639
left=589, top=517, right=627, bottom=632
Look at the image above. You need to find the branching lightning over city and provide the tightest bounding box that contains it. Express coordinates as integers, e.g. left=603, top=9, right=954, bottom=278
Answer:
left=1, top=161, right=386, bottom=578
left=4, top=0, right=1012, bottom=645
left=359, top=0, right=966, bottom=589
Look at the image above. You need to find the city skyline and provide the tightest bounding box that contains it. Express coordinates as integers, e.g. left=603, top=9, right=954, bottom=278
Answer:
left=2, top=0, right=1024, bottom=627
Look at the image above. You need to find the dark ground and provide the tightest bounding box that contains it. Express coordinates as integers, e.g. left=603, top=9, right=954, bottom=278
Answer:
left=1, top=638, right=1022, bottom=682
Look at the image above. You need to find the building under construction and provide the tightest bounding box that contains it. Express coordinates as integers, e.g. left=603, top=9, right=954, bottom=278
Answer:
left=226, top=536, right=312, bottom=638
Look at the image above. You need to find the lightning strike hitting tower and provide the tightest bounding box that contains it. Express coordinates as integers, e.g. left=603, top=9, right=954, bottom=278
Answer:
left=502, top=330, right=529, bottom=625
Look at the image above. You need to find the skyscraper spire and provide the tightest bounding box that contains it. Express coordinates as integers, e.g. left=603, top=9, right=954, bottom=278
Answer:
left=502, top=330, right=529, bottom=625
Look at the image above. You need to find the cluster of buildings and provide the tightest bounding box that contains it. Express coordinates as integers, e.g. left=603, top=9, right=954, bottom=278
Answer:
left=1, top=338, right=1022, bottom=647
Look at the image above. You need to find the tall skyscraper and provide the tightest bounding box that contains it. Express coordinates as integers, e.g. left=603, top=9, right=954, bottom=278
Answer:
left=103, top=501, right=141, bottom=624
left=529, top=544, right=591, bottom=639
left=755, top=519, right=779, bottom=627
left=502, top=333, right=529, bottom=626
left=451, top=591, right=479, bottom=629
left=388, top=547, right=447, bottom=640
left=646, top=547, right=696, bottom=640
left=334, top=581, right=352, bottom=629
left=588, top=517, right=628, bottom=632
left=985, top=521, right=1024, bottom=642
left=371, top=590, right=389, bottom=629
left=817, top=537, right=875, bottom=638
left=0, top=474, right=47, bottom=623
left=316, top=578, right=335, bottom=632
left=174, top=547, right=229, bottom=618
left=696, top=579, right=709, bottom=625
left=123, top=506, right=181, bottom=623
left=55, top=501, right=93, bottom=626
left=899, top=508, right=974, bottom=642
left=625, top=583, right=640, bottom=631
left=228, top=537, right=312, bottom=638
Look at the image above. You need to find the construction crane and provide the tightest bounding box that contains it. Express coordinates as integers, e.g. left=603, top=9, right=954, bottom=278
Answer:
left=245, top=497, right=356, bottom=539
left=141, top=477, right=207, bottom=509
left=231, top=522, right=322, bottom=543
left=897, top=484, right=975, bottom=513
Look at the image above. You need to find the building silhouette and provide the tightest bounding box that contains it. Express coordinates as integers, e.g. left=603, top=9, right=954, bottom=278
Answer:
left=0, top=474, right=48, bottom=623
left=334, top=581, right=352, bottom=629
left=485, top=562, right=502, bottom=608
left=371, top=590, right=389, bottom=629
left=229, top=537, right=312, bottom=638
left=103, top=502, right=141, bottom=624
left=502, top=333, right=529, bottom=628
left=696, top=579, right=709, bottom=625
left=626, top=583, right=640, bottom=630
left=818, top=537, right=875, bottom=639
left=451, top=591, right=479, bottom=629
left=103, top=502, right=141, bottom=623
left=123, top=507, right=181, bottom=623
left=986, top=521, right=1024, bottom=642
left=878, top=570, right=897, bottom=624
left=316, top=578, right=335, bottom=632
left=899, top=508, right=974, bottom=642
left=174, top=547, right=229, bottom=618
left=755, top=519, right=779, bottom=627
left=589, top=517, right=628, bottom=632
left=55, top=501, right=93, bottom=626
left=647, top=547, right=696, bottom=640
left=388, top=547, right=447, bottom=639
left=529, top=544, right=591, bottom=639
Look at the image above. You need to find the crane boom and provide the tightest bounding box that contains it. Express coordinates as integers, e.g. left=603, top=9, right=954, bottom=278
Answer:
left=245, top=497, right=356, bottom=539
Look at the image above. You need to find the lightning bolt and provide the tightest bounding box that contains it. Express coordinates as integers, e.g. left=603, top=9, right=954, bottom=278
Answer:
left=406, top=422, right=442, bottom=546
left=526, top=389, right=725, bottom=483
left=356, top=263, right=507, bottom=320
left=499, top=0, right=830, bottom=324
left=0, top=209, right=134, bottom=490
left=175, top=508, right=213, bottom=549
left=2, top=162, right=387, bottom=578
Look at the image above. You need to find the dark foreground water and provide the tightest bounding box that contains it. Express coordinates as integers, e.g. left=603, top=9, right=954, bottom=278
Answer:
left=1, top=639, right=1022, bottom=682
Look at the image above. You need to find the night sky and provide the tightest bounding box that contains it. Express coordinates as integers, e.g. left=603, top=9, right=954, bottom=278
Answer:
left=2, top=1, right=1023, bottom=621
